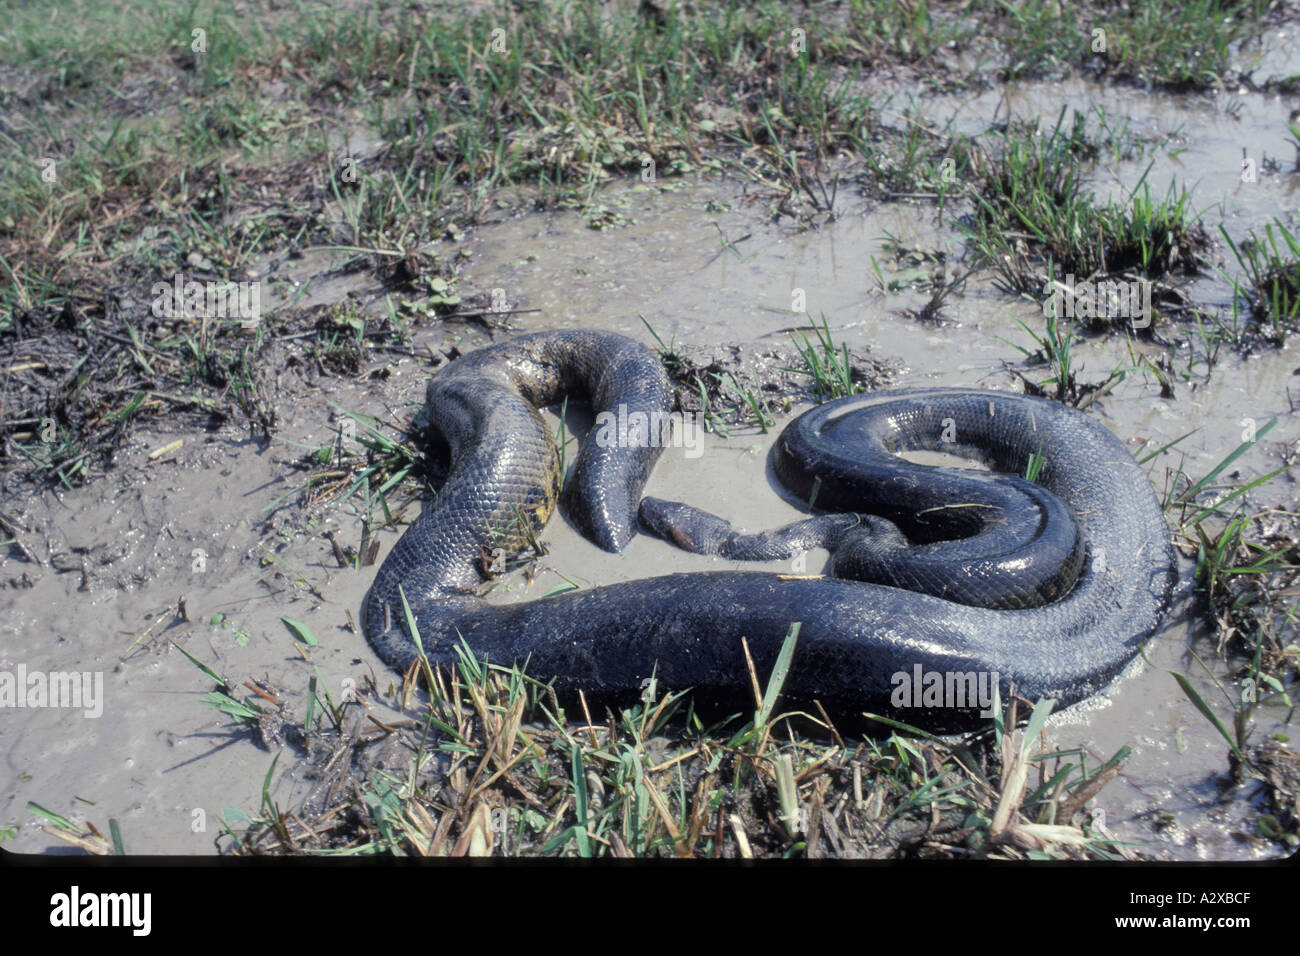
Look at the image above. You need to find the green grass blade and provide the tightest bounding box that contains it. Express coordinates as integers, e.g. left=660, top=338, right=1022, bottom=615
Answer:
left=169, top=641, right=226, bottom=686
left=1020, top=698, right=1057, bottom=755
left=1171, top=672, right=1249, bottom=766
left=1179, top=418, right=1276, bottom=502
left=282, top=617, right=318, bottom=646
left=26, top=801, right=78, bottom=831
left=756, top=622, right=801, bottom=727
left=108, top=819, right=125, bottom=855
left=571, top=744, right=592, bottom=858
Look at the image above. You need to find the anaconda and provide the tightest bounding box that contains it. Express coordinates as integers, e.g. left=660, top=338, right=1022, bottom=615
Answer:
left=362, top=329, right=1177, bottom=732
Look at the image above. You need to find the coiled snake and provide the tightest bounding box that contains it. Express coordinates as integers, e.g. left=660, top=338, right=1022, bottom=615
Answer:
left=362, top=330, right=1176, bottom=731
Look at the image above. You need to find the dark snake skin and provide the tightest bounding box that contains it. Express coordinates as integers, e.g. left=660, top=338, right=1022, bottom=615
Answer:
left=362, top=330, right=1177, bottom=732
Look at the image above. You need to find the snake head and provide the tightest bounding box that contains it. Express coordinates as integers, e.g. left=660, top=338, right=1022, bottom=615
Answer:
left=638, top=497, right=732, bottom=554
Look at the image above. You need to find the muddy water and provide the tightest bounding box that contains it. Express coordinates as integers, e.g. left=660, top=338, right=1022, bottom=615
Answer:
left=3, top=81, right=1298, bottom=858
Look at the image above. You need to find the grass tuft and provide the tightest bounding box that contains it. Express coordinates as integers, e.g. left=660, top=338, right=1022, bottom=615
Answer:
left=1219, top=220, right=1300, bottom=342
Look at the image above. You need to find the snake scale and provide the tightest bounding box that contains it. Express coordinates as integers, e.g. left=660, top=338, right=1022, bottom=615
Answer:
left=362, top=329, right=1177, bottom=731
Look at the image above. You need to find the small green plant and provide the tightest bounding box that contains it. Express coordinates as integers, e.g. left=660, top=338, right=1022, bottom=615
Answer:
left=785, top=313, right=864, bottom=402
left=640, top=316, right=690, bottom=378
left=1219, top=221, right=1300, bottom=340
left=727, top=373, right=774, bottom=433
left=171, top=641, right=264, bottom=729
left=1001, top=286, right=1118, bottom=409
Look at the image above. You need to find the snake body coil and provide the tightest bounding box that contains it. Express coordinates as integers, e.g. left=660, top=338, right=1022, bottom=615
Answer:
left=363, top=330, right=1176, bottom=731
